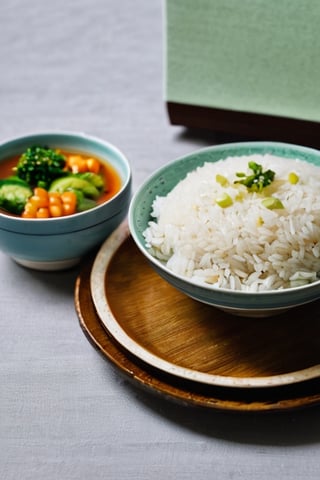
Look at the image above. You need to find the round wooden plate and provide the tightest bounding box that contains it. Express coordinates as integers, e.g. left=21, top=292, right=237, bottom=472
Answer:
left=91, top=222, right=320, bottom=389
left=75, top=223, right=320, bottom=412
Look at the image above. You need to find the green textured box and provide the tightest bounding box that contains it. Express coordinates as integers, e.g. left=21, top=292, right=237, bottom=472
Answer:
left=166, top=0, right=320, bottom=145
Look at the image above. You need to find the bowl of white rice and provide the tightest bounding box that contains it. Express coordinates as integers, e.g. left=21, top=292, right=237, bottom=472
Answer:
left=128, top=142, right=320, bottom=317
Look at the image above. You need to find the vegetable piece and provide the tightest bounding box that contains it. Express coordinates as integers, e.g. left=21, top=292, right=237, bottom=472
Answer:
left=66, top=155, right=101, bottom=174
left=77, top=172, right=105, bottom=190
left=22, top=187, right=77, bottom=218
left=48, top=175, right=101, bottom=198
left=215, top=174, right=229, bottom=187
left=215, top=192, right=233, bottom=208
left=54, top=191, right=77, bottom=217
left=234, top=161, right=275, bottom=192
left=75, top=191, right=97, bottom=212
left=15, top=146, right=66, bottom=189
left=0, top=178, right=32, bottom=214
left=86, top=158, right=100, bottom=174
left=261, top=197, right=284, bottom=210
left=22, top=187, right=50, bottom=218
left=60, top=191, right=77, bottom=215
left=36, top=207, right=50, bottom=218
left=32, top=187, right=50, bottom=208
left=66, top=155, right=88, bottom=173
left=288, top=172, right=299, bottom=184
left=256, top=216, right=264, bottom=227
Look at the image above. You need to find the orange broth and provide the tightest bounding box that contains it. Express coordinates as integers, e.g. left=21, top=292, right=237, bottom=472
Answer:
left=0, top=150, right=122, bottom=215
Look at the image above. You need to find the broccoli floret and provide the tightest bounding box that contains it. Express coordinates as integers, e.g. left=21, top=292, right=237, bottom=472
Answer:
left=15, top=146, right=66, bottom=189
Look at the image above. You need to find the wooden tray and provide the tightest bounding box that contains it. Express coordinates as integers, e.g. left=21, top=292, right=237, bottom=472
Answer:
left=75, top=223, right=320, bottom=412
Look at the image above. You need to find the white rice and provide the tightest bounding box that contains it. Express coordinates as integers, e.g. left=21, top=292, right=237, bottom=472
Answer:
left=143, top=154, right=320, bottom=292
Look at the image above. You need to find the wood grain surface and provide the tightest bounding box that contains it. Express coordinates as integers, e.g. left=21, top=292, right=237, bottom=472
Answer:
left=104, top=235, right=320, bottom=381
left=75, top=231, right=320, bottom=412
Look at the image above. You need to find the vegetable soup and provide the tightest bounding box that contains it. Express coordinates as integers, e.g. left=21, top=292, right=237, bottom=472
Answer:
left=0, top=147, right=122, bottom=218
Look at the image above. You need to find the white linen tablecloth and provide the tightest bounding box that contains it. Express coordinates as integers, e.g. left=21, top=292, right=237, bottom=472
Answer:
left=1, top=1, right=320, bottom=479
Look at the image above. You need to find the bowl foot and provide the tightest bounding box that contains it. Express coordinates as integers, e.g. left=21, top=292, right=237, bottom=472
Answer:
left=12, top=256, right=81, bottom=271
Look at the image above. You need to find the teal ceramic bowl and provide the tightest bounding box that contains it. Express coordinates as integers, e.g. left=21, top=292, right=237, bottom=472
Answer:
left=0, top=132, right=131, bottom=270
left=129, top=141, right=320, bottom=317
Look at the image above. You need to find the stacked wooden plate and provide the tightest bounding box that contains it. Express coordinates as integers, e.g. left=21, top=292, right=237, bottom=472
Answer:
left=75, top=222, right=320, bottom=413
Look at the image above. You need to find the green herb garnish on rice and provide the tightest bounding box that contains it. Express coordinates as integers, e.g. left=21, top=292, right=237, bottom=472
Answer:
left=234, top=161, right=275, bottom=192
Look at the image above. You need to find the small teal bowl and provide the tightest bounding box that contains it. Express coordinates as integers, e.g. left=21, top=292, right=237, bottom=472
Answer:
left=129, top=141, right=320, bottom=317
left=0, top=131, right=131, bottom=270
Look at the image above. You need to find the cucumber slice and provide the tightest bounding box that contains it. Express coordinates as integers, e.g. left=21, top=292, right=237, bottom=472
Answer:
left=49, top=175, right=100, bottom=199
left=0, top=178, right=33, bottom=214
left=77, top=172, right=104, bottom=190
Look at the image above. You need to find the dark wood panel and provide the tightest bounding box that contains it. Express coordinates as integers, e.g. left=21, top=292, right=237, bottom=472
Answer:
left=167, top=102, right=320, bottom=149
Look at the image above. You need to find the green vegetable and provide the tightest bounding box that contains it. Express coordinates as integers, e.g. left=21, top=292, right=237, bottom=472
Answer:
left=261, top=197, right=284, bottom=210
left=235, top=161, right=275, bottom=192
left=215, top=192, right=233, bottom=208
left=215, top=174, right=229, bottom=187
left=49, top=174, right=101, bottom=199
left=0, top=178, right=32, bottom=214
left=288, top=172, right=299, bottom=184
left=74, top=190, right=97, bottom=211
left=77, top=172, right=104, bottom=190
left=15, top=145, right=66, bottom=189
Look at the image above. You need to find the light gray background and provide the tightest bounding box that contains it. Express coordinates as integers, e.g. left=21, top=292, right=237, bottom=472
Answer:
left=1, top=1, right=320, bottom=479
